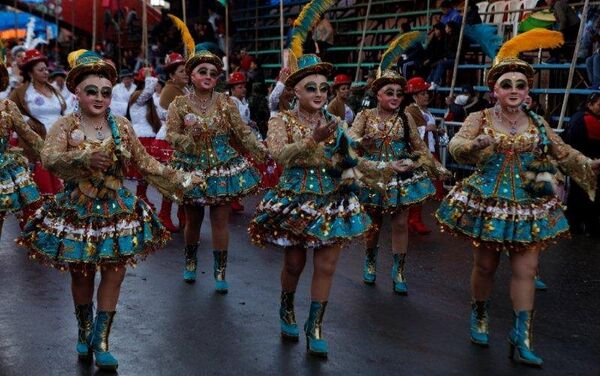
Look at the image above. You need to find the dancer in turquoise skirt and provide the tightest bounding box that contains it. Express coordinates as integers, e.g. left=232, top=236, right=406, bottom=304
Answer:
left=435, top=30, right=600, bottom=367
left=349, top=36, right=449, bottom=294
left=248, top=29, right=408, bottom=355
left=166, top=46, right=267, bottom=291
left=0, top=60, right=43, bottom=236
left=18, top=50, right=203, bottom=371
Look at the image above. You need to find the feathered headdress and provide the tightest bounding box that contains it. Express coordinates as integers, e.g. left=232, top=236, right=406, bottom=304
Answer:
left=496, top=28, right=563, bottom=61
left=284, top=0, right=335, bottom=88
left=168, top=14, right=195, bottom=58
left=377, top=31, right=425, bottom=77
left=289, top=0, right=336, bottom=60
left=65, top=50, right=117, bottom=92
left=370, top=31, right=423, bottom=93
left=487, top=29, right=564, bottom=87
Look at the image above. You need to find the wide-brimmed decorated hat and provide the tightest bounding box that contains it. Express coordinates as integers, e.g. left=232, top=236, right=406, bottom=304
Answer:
left=185, top=44, right=223, bottom=75
left=370, top=31, right=423, bottom=93
left=66, top=50, right=118, bottom=92
left=0, top=62, right=8, bottom=92
left=487, top=29, right=563, bottom=89
left=164, top=52, right=186, bottom=73
left=19, top=49, right=48, bottom=71
left=405, top=76, right=430, bottom=94
left=286, top=54, right=333, bottom=88
left=119, top=68, right=133, bottom=78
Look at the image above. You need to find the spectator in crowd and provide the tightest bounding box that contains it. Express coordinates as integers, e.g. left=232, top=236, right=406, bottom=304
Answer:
left=228, top=71, right=253, bottom=212
left=194, top=19, right=217, bottom=44
left=9, top=45, right=26, bottom=89
left=313, top=14, right=334, bottom=61
left=284, top=17, right=295, bottom=48
left=359, top=69, right=378, bottom=110
left=546, top=0, right=580, bottom=62
left=465, top=0, right=483, bottom=25
left=208, top=7, right=222, bottom=34
left=49, top=67, right=76, bottom=114
left=110, top=69, right=137, bottom=117
left=347, top=84, right=366, bottom=116
left=427, top=22, right=459, bottom=88
left=440, top=0, right=462, bottom=25
left=398, top=21, right=425, bottom=78
left=445, top=85, right=488, bottom=122
left=246, top=60, right=265, bottom=94
left=10, top=49, right=66, bottom=196
left=327, top=74, right=355, bottom=124
left=524, top=93, right=546, bottom=117
left=563, top=93, right=600, bottom=236
left=585, top=14, right=600, bottom=89
left=249, top=82, right=270, bottom=139
left=422, top=23, right=446, bottom=81
left=268, top=67, right=293, bottom=116
left=239, top=49, right=255, bottom=72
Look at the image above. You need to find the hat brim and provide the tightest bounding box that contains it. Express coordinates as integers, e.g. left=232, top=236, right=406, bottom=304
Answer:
left=164, top=60, right=185, bottom=74
left=285, top=62, right=334, bottom=88
left=66, top=61, right=118, bottom=93
left=405, top=83, right=431, bottom=94
left=185, top=55, right=223, bottom=75
left=487, top=59, right=534, bottom=89
left=371, top=76, right=407, bottom=93
left=19, top=56, right=48, bottom=71
left=0, top=65, right=8, bottom=92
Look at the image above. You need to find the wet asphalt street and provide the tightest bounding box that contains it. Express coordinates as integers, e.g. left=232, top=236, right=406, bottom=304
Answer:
left=0, top=184, right=599, bottom=376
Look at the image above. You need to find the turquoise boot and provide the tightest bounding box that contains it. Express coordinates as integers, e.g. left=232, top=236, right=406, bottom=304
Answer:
left=304, top=301, right=328, bottom=358
left=363, top=247, right=378, bottom=285
left=392, top=253, right=408, bottom=295
left=470, top=300, right=490, bottom=347
left=508, top=310, right=544, bottom=367
left=74, top=303, right=94, bottom=359
left=183, top=244, right=198, bottom=283
left=213, top=250, right=229, bottom=293
left=89, top=311, right=118, bottom=371
left=279, top=291, right=299, bottom=341
left=534, top=272, right=548, bottom=291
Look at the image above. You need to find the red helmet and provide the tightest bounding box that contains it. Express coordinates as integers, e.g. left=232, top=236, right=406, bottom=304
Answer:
left=227, top=71, right=246, bottom=85
left=333, top=74, right=352, bottom=86
left=164, top=52, right=185, bottom=73
left=19, top=49, right=48, bottom=70
left=405, top=77, right=430, bottom=94
left=135, top=67, right=156, bottom=82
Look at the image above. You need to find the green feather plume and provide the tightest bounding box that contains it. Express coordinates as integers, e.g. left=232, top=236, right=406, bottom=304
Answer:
left=379, top=31, right=425, bottom=73
left=290, top=0, right=337, bottom=58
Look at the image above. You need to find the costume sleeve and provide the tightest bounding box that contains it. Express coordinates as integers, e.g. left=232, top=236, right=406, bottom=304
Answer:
left=225, top=97, right=268, bottom=162
left=268, top=81, right=285, bottom=113
left=41, top=117, right=95, bottom=181
left=545, top=122, right=598, bottom=201
left=5, top=100, right=44, bottom=157
left=448, top=111, right=492, bottom=164
left=266, top=115, right=323, bottom=166
left=347, top=110, right=367, bottom=140
left=406, top=112, right=448, bottom=179
left=165, top=99, right=199, bottom=154
left=123, top=120, right=202, bottom=203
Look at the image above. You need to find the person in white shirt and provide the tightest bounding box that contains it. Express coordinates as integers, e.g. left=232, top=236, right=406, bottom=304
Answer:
left=227, top=71, right=252, bottom=213
left=110, top=69, right=137, bottom=116
left=126, top=68, right=163, bottom=214
left=268, top=67, right=293, bottom=117
left=50, top=68, right=76, bottom=114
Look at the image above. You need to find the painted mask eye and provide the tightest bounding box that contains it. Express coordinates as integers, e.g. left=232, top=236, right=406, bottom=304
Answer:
left=84, top=86, right=99, bottom=96
left=304, top=84, right=318, bottom=93
left=515, top=81, right=527, bottom=90
left=100, top=87, right=113, bottom=98
left=499, top=80, right=513, bottom=90
left=319, top=84, right=330, bottom=93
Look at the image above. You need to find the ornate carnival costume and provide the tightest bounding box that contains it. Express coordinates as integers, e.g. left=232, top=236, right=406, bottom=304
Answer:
left=249, top=52, right=398, bottom=356
left=349, top=32, right=447, bottom=293
left=0, top=61, right=43, bottom=225
left=435, top=30, right=598, bottom=367
left=166, top=46, right=267, bottom=290
left=18, top=50, right=202, bottom=371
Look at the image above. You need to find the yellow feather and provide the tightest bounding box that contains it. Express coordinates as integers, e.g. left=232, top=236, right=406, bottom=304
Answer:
left=497, top=29, right=564, bottom=61
left=290, top=0, right=337, bottom=58
left=168, top=14, right=195, bottom=58
left=68, top=49, right=87, bottom=69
